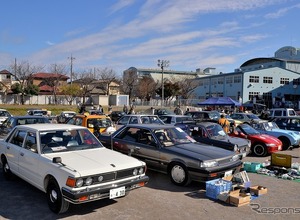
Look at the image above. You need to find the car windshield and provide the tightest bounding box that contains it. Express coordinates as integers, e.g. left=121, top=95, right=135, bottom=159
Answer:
left=239, top=124, right=260, bottom=135
left=154, top=127, right=196, bottom=147
left=88, top=118, right=113, bottom=128
left=246, top=114, right=260, bottom=120
left=40, top=128, right=102, bottom=154
left=253, top=122, right=279, bottom=131
left=206, top=124, right=227, bottom=137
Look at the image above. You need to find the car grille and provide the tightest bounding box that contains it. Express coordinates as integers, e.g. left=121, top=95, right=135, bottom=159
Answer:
left=217, top=158, right=232, bottom=165
left=86, top=168, right=140, bottom=185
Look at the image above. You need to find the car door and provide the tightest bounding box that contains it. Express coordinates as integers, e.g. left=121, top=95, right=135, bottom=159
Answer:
left=18, top=131, right=42, bottom=187
left=4, top=129, right=27, bottom=176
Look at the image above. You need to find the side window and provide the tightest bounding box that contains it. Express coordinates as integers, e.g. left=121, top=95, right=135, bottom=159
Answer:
left=118, top=116, right=130, bottom=124
left=10, top=130, right=27, bottom=147
left=24, top=132, right=37, bottom=153
left=129, top=116, right=138, bottom=124
left=74, top=118, right=83, bottom=126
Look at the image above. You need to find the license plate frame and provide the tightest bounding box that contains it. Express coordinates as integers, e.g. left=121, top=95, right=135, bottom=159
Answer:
left=109, top=186, right=126, bottom=199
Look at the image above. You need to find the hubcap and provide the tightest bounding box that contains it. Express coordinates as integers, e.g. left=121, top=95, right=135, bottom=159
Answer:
left=171, top=165, right=185, bottom=183
left=50, top=189, right=58, bottom=202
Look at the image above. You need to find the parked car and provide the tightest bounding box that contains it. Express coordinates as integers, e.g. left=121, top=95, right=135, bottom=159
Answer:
left=27, top=109, right=48, bottom=116
left=229, top=124, right=282, bottom=156
left=268, top=108, right=297, bottom=118
left=0, top=116, right=50, bottom=139
left=230, top=112, right=264, bottom=125
left=98, top=124, right=242, bottom=186
left=108, top=111, right=126, bottom=122
left=252, top=121, right=300, bottom=150
left=66, top=114, right=116, bottom=134
left=0, top=124, right=149, bottom=214
left=159, top=115, right=195, bottom=134
left=188, top=122, right=251, bottom=159
left=0, top=109, right=12, bottom=125
left=270, top=116, right=300, bottom=131
left=57, top=111, right=76, bottom=123
left=184, top=110, right=220, bottom=122
left=115, top=114, right=164, bottom=130
left=142, top=108, right=175, bottom=116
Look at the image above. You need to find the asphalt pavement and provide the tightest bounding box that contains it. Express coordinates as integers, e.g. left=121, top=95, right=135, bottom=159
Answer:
left=0, top=148, right=300, bottom=220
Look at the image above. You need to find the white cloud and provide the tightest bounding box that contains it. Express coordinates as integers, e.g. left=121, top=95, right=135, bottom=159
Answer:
left=110, top=0, right=136, bottom=14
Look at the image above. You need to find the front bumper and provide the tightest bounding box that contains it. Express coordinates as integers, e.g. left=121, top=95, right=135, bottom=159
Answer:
left=62, top=175, right=149, bottom=204
left=188, top=161, right=242, bottom=182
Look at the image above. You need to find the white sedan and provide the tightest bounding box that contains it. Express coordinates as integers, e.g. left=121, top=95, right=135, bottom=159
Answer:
left=0, top=124, right=149, bottom=214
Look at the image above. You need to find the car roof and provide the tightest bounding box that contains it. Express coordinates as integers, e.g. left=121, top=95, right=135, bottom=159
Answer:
left=9, top=116, right=47, bottom=119
left=16, top=124, right=84, bottom=131
left=125, top=124, right=175, bottom=129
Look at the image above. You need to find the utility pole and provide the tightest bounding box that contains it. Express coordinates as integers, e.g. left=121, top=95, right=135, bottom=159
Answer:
left=68, top=54, right=75, bottom=85
left=157, top=59, right=170, bottom=107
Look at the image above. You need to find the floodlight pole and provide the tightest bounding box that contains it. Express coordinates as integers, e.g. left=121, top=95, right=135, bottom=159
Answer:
left=157, top=59, right=169, bottom=107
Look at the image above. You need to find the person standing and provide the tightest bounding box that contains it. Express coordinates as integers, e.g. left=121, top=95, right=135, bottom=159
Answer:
left=123, top=104, right=128, bottom=114
left=218, top=114, right=230, bottom=133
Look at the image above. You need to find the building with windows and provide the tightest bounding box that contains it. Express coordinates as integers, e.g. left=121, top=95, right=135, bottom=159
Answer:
left=192, top=46, right=300, bottom=110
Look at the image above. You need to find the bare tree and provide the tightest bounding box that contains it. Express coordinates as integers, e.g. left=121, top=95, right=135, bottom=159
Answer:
left=94, top=67, right=118, bottom=95
left=73, top=70, right=97, bottom=103
left=45, top=64, right=68, bottom=104
left=123, top=69, right=137, bottom=101
left=60, top=84, right=81, bottom=105
left=137, top=76, right=156, bottom=103
left=176, top=77, right=200, bottom=105
left=9, top=59, right=43, bottom=105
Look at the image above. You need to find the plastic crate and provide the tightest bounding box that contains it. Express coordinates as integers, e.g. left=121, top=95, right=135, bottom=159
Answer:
left=206, top=178, right=232, bottom=200
left=243, top=162, right=262, bottom=173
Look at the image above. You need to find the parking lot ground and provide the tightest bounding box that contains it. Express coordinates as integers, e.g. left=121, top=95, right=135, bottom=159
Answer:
left=0, top=147, right=300, bottom=220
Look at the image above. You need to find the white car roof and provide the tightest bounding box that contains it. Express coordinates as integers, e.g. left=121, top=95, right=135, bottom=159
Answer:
left=16, top=124, right=84, bottom=131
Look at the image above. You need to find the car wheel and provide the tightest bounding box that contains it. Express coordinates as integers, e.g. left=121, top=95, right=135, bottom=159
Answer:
left=278, top=137, right=291, bottom=150
left=252, top=143, right=268, bottom=157
left=2, top=157, right=13, bottom=180
left=47, top=179, right=69, bottom=214
left=169, top=162, right=190, bottom=186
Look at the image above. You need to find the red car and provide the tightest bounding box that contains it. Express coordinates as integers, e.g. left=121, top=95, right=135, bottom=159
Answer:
left=229, top=124, right=282, bottom=157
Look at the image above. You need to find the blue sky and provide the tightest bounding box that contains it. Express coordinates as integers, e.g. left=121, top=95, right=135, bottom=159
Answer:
left=1, top=0, right=299, bottom=76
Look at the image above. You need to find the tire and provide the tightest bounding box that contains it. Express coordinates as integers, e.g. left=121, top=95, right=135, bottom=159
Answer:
left=278, top=137, right=291, bottom=150
left=252, top=143, right=268, bottom=157
left=2, top=157, right=13, bottom=180
left=47, top=179, right=69, bottom=214
left=169, top=162, right=190, bottom=186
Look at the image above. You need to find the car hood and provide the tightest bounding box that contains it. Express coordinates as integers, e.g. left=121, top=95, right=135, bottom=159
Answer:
left=44, top=148, right=144, bottom=176
left=211, top=135, right=250, bottom=148
left=169, top=143, right=235, bottom=161
left=248, top=134, right=282, bottom=145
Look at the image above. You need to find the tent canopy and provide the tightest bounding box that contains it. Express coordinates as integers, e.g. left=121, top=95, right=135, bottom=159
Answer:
left=198, top=97, right=241, bottom=106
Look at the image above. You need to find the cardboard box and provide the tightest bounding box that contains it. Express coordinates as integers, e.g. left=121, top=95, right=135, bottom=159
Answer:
left=250, top=185, right=268, bottom=196
left=229, top=193, right=251, bottom=207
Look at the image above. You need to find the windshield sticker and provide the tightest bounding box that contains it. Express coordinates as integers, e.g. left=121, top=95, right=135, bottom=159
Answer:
left=51, top=146, right=67, bottom=151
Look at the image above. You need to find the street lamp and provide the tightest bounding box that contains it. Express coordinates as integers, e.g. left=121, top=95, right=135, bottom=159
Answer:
left=157, top=59, right=169, bottom=107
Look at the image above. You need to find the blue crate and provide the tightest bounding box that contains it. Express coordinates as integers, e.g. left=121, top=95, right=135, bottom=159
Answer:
left=243, top=162, right=262, bottom=173
left=206, top=178, right=232, bottom=200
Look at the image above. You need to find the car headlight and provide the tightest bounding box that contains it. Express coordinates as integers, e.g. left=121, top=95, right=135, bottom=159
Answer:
left=76, top=178, right=84, bottom=187
left=231, top=155, right=240, bottom=161
left=138, top=167, right=144, bottom=175
left=85, top=177, right=93, bottom=186
left=233, top=144, right=238, bottom=152
left=133, top=168, right=138, bottom=175
left=200, top=160, right=218, bottom=168
left=266, top=143, right=276, bottom=147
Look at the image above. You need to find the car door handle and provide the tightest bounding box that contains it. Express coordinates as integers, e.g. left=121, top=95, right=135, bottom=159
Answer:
left=20, top=152, right=24, bottom=156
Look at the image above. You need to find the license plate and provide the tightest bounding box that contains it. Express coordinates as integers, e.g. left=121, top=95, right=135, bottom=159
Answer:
left=109, top=186, right=126, bottom=199
left=224, top=170, right=233, bottom=177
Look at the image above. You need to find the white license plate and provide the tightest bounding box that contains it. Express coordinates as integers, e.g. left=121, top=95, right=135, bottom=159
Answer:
left=109, top=186, right=126, bottom=199
left=224, top=170, right=233, bottom=177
